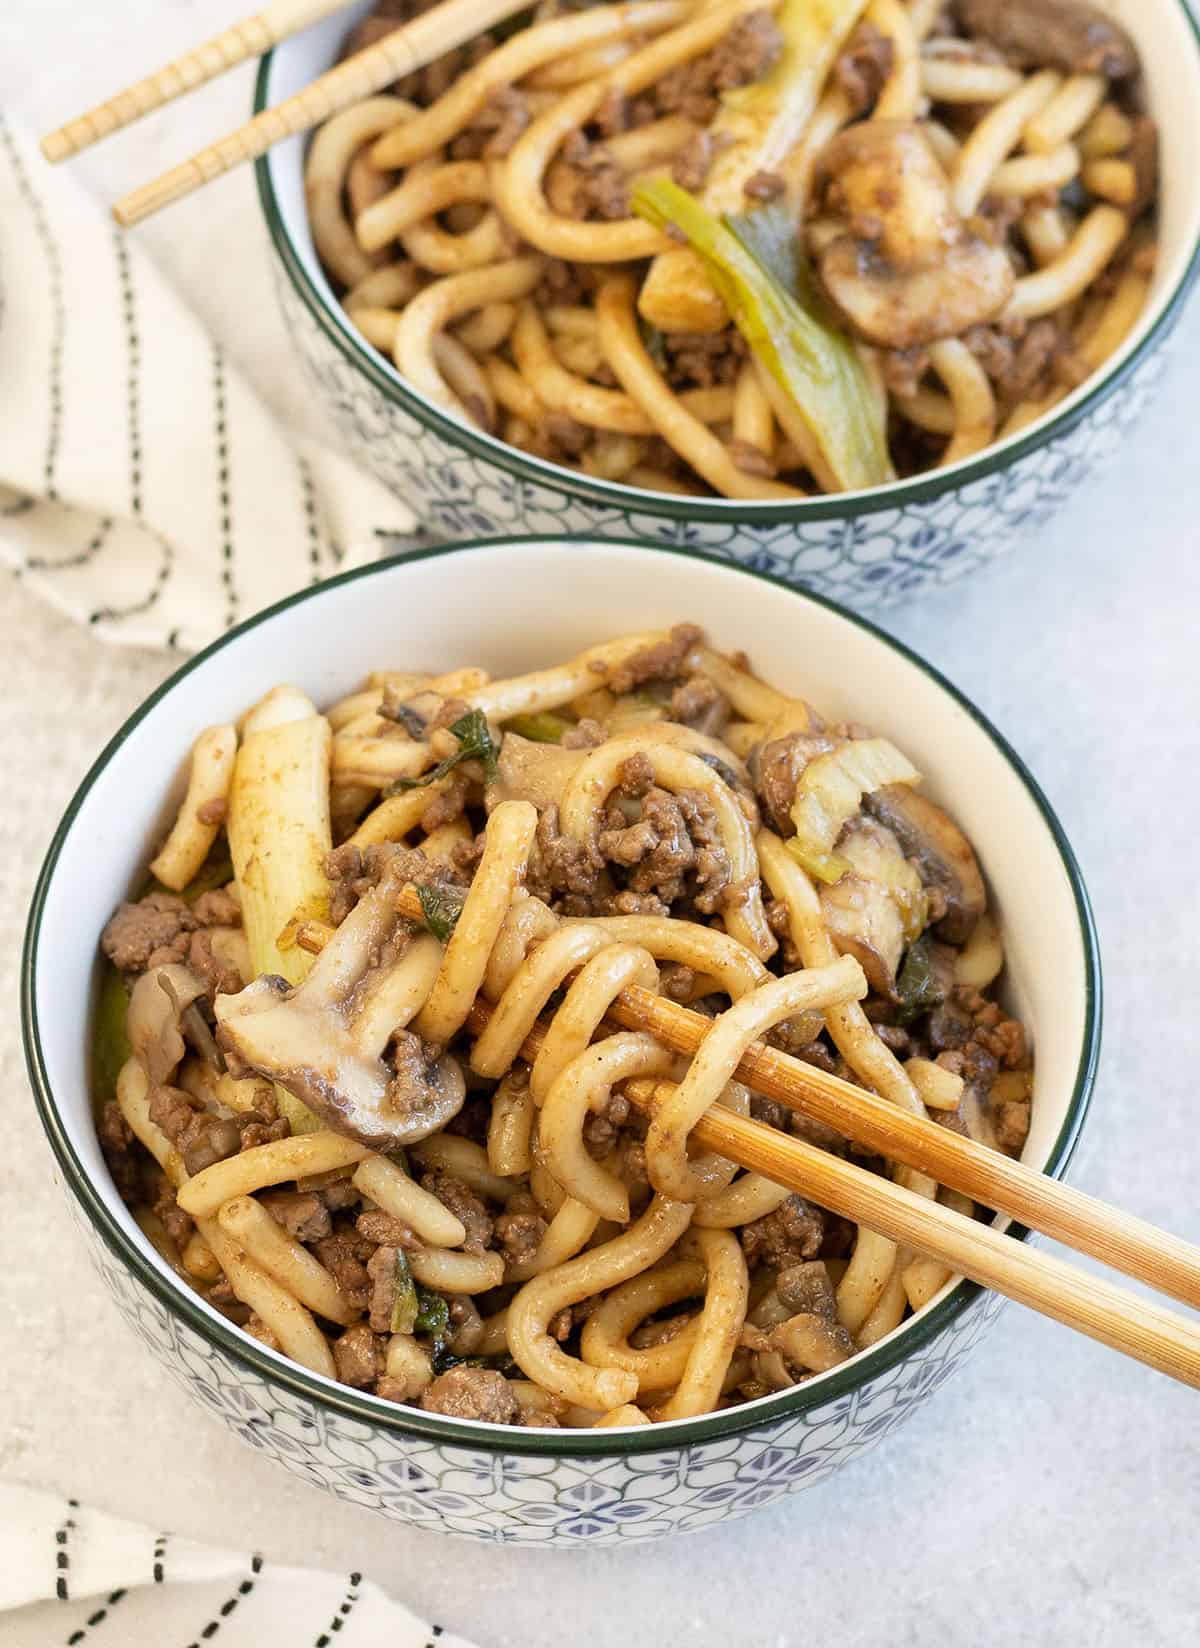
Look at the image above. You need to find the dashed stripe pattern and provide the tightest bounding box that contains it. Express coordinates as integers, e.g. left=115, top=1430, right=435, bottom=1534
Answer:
left=66, top=1588, right=128, bottom=1644
left=315, top=1571, right=363, bottom=1646
left=26, top=516, right=113, bottom=572
left=297, top=453, right=323, bottom=585
left=184, top=1552, right=263, bottom=1646
left=153, top=1532, right=168, bottom=1583
left=54, top=1498, right=78, bottom=1601
left=213, top=345, right=237, bottom=629
left=111, top=228, right=142, bottom=516
left=0, top=115, right=65, bottom=498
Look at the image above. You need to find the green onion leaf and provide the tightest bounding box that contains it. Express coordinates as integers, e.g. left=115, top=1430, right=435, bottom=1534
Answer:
left=414, top=1285, right=451, bottom=1345
left=896, top=934, right=945, bottom=1026
left=631, top=179, right=892, bottom=493
left=417, top=882, right=466, bottom=944
left=390, top=1249, right=419, bottom=1335
left=506, top=711, right=573, bottom=744
left=389, top=707, right=499, bottom=793
left=92, top=964, right=132, bottom=1106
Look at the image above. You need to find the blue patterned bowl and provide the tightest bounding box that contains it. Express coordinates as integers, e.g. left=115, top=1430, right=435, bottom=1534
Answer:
left=23, top=539, right=1100, bottom=1543
left=254, top=1, right=1200, bottom=612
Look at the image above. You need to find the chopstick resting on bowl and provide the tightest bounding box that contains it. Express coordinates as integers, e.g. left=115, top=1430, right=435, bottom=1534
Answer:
left=38, top=0, right=538, bottom=227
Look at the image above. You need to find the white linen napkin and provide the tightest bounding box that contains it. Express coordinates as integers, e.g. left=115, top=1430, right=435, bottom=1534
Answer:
left=0, top=115, right=417, bottom=653
left=0, top=1482, right=480, bottom=1647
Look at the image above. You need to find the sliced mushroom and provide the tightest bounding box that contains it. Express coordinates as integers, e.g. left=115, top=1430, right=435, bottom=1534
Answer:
left=815, top=122, right=1014, bottom=349
left=955, top=0, right=1139, bottom=79
left=864, top=783, right=986, bottom=944
left=127, top=964, right=208, bottom=1087
left=751, top=731, right=837, bottom=834
left=214, top=858, right=465, bottom=1149
left=819, top=821, right=927, bottom=998
left=485, top=732, right=587, bottom=812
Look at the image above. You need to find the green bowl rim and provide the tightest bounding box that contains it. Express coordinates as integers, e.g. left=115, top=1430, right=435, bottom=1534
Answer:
left=252, top=10, right=1200, bottom=526
left=22, top=534, right=1102, bottom=1457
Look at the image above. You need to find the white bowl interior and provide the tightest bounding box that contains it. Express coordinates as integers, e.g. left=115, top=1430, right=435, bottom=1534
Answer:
left=31, top=541, right=1093, bottom=1424
left=262, top=0, right=1200, bottom=504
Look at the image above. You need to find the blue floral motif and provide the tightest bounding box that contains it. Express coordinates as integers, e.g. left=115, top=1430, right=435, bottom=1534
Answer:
left=269, top=260, right=1170, bottom=613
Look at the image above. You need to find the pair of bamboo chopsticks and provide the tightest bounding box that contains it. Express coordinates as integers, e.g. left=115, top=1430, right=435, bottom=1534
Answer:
left=361, top=868, right=1200, bottom=1392
left=40, top=0, right=532, bottom=226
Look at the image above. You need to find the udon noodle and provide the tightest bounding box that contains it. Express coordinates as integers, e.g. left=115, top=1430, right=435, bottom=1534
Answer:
left=95, top=627, right=1034, bottom=1427
left=303, top=0, right=1158, bottom=498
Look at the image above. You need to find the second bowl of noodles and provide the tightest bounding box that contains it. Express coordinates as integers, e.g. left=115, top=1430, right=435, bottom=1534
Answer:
left=257, top=0, right=1200, bottom=606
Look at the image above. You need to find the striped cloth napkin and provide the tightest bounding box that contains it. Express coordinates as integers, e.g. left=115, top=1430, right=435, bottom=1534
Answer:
left=0, top=115, right=416, bottom=653
left=0, top=1482, right=480, bottom=1647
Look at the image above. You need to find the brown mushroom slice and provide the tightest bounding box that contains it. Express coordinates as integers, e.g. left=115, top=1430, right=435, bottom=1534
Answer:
left=215, top=860, right=465, bottom=1149
left=814, top=121, right=1014, bottom=349
left=955, top=0, right=1139, bottom=79
left=772, top=1311, right=856, bottom=1373
left=864, top=784, right=987, bottom=944
left=819, top=821, right=927, bottom=998
left=820, top=234, right=1015, bottom=350
left=485, top=732, right=587, bottom=811
left=127, top=964, right=208, bottom=1087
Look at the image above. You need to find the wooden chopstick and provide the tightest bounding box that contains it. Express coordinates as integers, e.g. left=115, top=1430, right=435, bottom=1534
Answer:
left=604, top=985, right=1200, bottom=1312
left=41, top=0, right=355, bottom=164
left=110, top=0, right=534, bottom=227
left=456, top=996, right=1200, bottom=1389
left=620, top=1077, right=1200, bottom=1391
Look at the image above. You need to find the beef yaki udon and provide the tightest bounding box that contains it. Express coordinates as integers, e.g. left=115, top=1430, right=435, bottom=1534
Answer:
left=306, top=0, right=1159, bottom=498
left=97, top=628, right=1033, bottom=1427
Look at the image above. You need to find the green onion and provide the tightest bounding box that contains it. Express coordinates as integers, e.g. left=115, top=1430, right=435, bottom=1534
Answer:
left=390, top=1249, right=419, bottom=1335
left=896, top=934, right=945, bottom=1026
left=414, top=1285, right=451, bottom=1344
left=390, top=707, right=499, bottom=793
left=92, top=964, right=132, bottom=1105
left=416, top=882, right=466, bottom=944
left=784, top=835, right=849, bottom=886
left=506, top=711, right=573, bottom=744
left=631, top=181, right=891, bottom=493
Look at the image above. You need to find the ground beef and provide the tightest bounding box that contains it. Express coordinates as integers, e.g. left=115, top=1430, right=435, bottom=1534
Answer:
left=147, top=1084, right=243, bottom=1176
left=594, top=623, right=701, bottom=696
left=243, top=1312, right=281, bottom=1351
left=584, top=1089, right=630, bottom=1156
left=658, top=962, right=698, bottom=1003
left=880, top=346, right=932, bottom=401
left=833, top=20, right=895, bottom=114
left=365, top=1244, right=401, bottom=1333
left=356, top=1208, right=418, bottom=1248
left=775, top=1260, right=839, bottom=1316
left=669, top=674, right=729, bottom=731
left=184, top=929, right=243, bottom=1002
left=418, top=770, right=470, bottom=832
left=315, top=1227, right=374, bottom=1312
left=654, top=11, right=784, bottom=123
left=495, top=1210, right=548, bottom=1264
left=564, top=137, right=630, bottom=220
left=261, top=1189, right=331, bottom=1244
left=965, top=319, right=1063, bottom=401
left=561, top=717, right=607, bottom=750
left=324, top=841, right=459, bottom=925
left=595, top=773, right=732, bottom=916
left=741, top=1195, right=826, bottom=1268
left=101, top=886, right=243, bottom=979
left=333, top=1322, right=386, bottom=1388
left=98, top=1099, right=142, bottom=1203
left=421, top=1171, right=494, bottom=1253
left=420, top=1365, right=518, bottom=1423
left=664, top=328, right=747, bottom=389
left=544, top=413, right=592, bottom=458
left=526, top=803, right=604, bottom=914
left=152, top=1173, right=193, bottom=1249
left=672, top=131, right=726, bottom=192
left=537, top=256, right=595, bottom=309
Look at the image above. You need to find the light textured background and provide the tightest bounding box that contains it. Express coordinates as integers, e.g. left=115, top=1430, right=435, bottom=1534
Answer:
left=2, top=5, right=1198, bottom=1645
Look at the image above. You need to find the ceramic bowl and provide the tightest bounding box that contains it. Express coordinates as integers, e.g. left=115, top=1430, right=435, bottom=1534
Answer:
left=22, top=538, right=1100, bottom=1544
left=254, top=1, right=1200, bottom=611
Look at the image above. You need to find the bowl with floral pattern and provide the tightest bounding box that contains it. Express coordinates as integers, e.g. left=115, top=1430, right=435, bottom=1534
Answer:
left=253, top=0, right=1200, bottom=611
left=22, top=536, right=1100, bottom=1544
